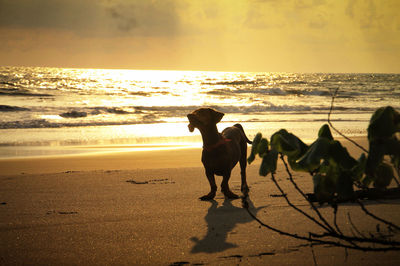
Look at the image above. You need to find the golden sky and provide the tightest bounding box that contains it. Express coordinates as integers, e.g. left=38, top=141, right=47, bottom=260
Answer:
left=1, top=0, right=399, bottom=73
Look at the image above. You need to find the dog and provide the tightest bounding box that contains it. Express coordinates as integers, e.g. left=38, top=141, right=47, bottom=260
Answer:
left=187, top=108, right=252, bottom=200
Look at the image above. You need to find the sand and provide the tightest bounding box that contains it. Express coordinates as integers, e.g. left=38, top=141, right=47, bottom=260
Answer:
left=1, top=137, right=400, bottom=265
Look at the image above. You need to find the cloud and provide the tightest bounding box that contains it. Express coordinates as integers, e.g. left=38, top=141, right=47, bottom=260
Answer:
left=345, top=0, right=356, bottom=18
left=308, top=13, right=328, bottom=29
left=104, top=3, right=137, bottom=32
left=102, top=0, right=181, bottom=36
left=1, top=0, right=399, bottom=72
left=0, top=0, right=181, bottom=37
left=243, top=0, right=332, bottom=30
left=0, top=0, right=104, bottom=32
left=345, top=0, right=400, bottom=31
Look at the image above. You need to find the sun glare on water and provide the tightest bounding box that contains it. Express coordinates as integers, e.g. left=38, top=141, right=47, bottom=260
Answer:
left=3, top=66, right=396, bottom=158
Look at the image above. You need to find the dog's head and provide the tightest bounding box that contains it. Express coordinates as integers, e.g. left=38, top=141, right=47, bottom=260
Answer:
left=187, top=108, right=224, bottom=132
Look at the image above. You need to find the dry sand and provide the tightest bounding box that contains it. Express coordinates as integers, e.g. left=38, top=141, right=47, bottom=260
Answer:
left=1, top=137, right=400, bottom=265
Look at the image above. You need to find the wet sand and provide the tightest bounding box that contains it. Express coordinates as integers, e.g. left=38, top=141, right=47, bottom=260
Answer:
left=1, top=137, right=400, bottom=265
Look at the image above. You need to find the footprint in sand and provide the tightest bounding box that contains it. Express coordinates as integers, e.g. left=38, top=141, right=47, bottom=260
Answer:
left=46, top=210, right=78, bottom=215
left=126, top=178, right=175, bottom=185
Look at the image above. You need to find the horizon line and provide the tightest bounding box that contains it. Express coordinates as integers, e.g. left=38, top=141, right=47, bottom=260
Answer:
left=1, top=64, right=399, bottom=75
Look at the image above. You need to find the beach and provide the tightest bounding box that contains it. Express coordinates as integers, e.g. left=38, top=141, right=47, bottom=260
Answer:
left=2, top=0, right=400, bottom=264
left=1, top=137, right=400, bottom=265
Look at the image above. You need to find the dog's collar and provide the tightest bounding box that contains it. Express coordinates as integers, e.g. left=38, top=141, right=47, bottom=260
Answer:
left=203, top=137, right=232, bottom=152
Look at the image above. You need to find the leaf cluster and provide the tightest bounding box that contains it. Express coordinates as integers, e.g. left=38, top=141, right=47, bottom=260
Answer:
left=366, top=106, right=400, bottom=188
left=248, top=106, right=400, bottom=204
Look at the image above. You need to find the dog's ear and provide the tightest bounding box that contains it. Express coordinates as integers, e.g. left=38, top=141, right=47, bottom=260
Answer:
left=211, top=109, right=224, bottom=124
left=187, top=113, right=196, bottom=132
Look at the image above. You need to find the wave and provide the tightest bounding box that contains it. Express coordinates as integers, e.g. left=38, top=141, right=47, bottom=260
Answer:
left=0, top=112, right=371, bottom=130
left=59, top=107, right=133, bottom=118
left=202, top=80, right=259, bottom=86
left=0, top=81, right=16, bottom=86
left=60, top=111, right=88, bottom=118
left=0, top=105, right=30, bottom=112
left=128, top=104, right=376, bottom=115
left=100, top=107, right=131, bottom=114
left=0, top=102, right=381, bottom=129
left=202, top=79, right=312, bottom=87
left=0, top=88, right=53, bottom=97
left=0, top=118, right=164, bottom=129
left=205, top=87, right=333, bottom=96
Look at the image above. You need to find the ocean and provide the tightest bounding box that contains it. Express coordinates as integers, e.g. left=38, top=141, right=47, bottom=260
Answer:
left=1, top=66, right=399, bottom=158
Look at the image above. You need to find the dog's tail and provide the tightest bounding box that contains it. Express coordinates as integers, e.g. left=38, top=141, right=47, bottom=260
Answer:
left=233, top=124, right=253, bottom=144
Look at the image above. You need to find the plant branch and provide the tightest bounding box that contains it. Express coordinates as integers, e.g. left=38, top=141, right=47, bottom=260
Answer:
left=309, top=231, right=400, bottom=246
left=357, top=199, right=400, bottom=232
left=310, top=243, right=318, bottom=266
left=269, top=163, right=400, bottom=248
left=347, top=212, right=367, bottom=238
left=333, top=205, right=343, bottom=235
left=279, top=154, right=336, bottom=233
left=270, top=171, right=333, bottom=233
left=242, top=197, right=400, bottom=251
left=328, top=88, right=368, bottom=153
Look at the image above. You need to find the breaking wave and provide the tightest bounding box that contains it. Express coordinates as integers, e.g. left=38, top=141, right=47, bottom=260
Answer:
left=0, top=104, right=376, bottom=129
left=0, top=105, right=30, bottom=112
left=0, top=67, right=399, bottom=131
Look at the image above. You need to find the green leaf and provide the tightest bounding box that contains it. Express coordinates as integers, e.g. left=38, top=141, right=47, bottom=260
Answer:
left=391, top=154, right=400, bottom=173
left=362, top=174, right=374, bottom=188
left=297, top=137, right=331, bottom=172
left=287, top=157, right=308, bottom=172
left=248, top=133, right=262, bottom=164
left=318, top=124, right=333, bottom=140
left=368, top=106, right=400, bottom=142
left=257, top=138, right=269, bottom=157
left=366, top=141, right=385, bottom=176
left=329, top=140, right=358, bottom=170
left=270, top=129, right=308, bottom=159
left=373, top=163, right=395, bottom=189
left=259, top=149, right=278, bottom=176
left=383, top=137, right=400, bottom=156
left=313, top=173, right=335, bottom=203
left=336, top=170, right=354, bottom=201
left=351, top=153, right=367, bottom=182
left=367, top=136, right=400, bottom=176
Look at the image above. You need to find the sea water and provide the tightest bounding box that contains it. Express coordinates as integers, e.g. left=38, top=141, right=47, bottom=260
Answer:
left=1, top=66, right=399, bottom=157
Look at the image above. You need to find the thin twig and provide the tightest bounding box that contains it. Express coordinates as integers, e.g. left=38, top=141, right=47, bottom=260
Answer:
left=333, top=205, right=343, bottom=235
left=242, top=197, right=400, bottom=251
left=347, top=212, right=367, bottom=238
left=331, top=207, right=359, bottom=249
left=310, top=231, right=400, bottom=246
left=310, top=243, right=318, bottom=266
left=328, top=88, right=368, bottom=153
left=357, top=199, right=400, bottom=231
left=279, top=155, right=372, bottom=249
left=270, top=171, right=333, bottom=233
left=280, top=154, right=336, bottom=233
left=268, top=169, right=400, bottom=247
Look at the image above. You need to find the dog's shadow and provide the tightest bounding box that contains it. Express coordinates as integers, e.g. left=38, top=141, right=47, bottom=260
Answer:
left=190, top=197, right=265, bottom=254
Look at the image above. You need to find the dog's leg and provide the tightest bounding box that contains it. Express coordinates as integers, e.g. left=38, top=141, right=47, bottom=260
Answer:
left=221, top=172, right=239, bottom=199
left=240, top=152, right=249, bottom=196
left=200, top=170, right=217, bottom=201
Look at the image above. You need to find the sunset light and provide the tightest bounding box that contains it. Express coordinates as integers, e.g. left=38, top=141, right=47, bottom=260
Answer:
left=1, top=0, right=399, bottom=73
left=1, top=1, right=400, bottom=265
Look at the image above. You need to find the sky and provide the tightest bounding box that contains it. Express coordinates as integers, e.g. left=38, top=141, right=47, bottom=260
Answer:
left=0, top=0, right=399, bottom=73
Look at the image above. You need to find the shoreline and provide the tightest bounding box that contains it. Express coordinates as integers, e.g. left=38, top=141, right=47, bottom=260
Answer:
left=0, top=118, right=371, bottom=158
left=0, top=136, right=368, bottom=175
left=0, top=142, right=200, bottom=160
left=0, top=146, right=204, bottom=175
